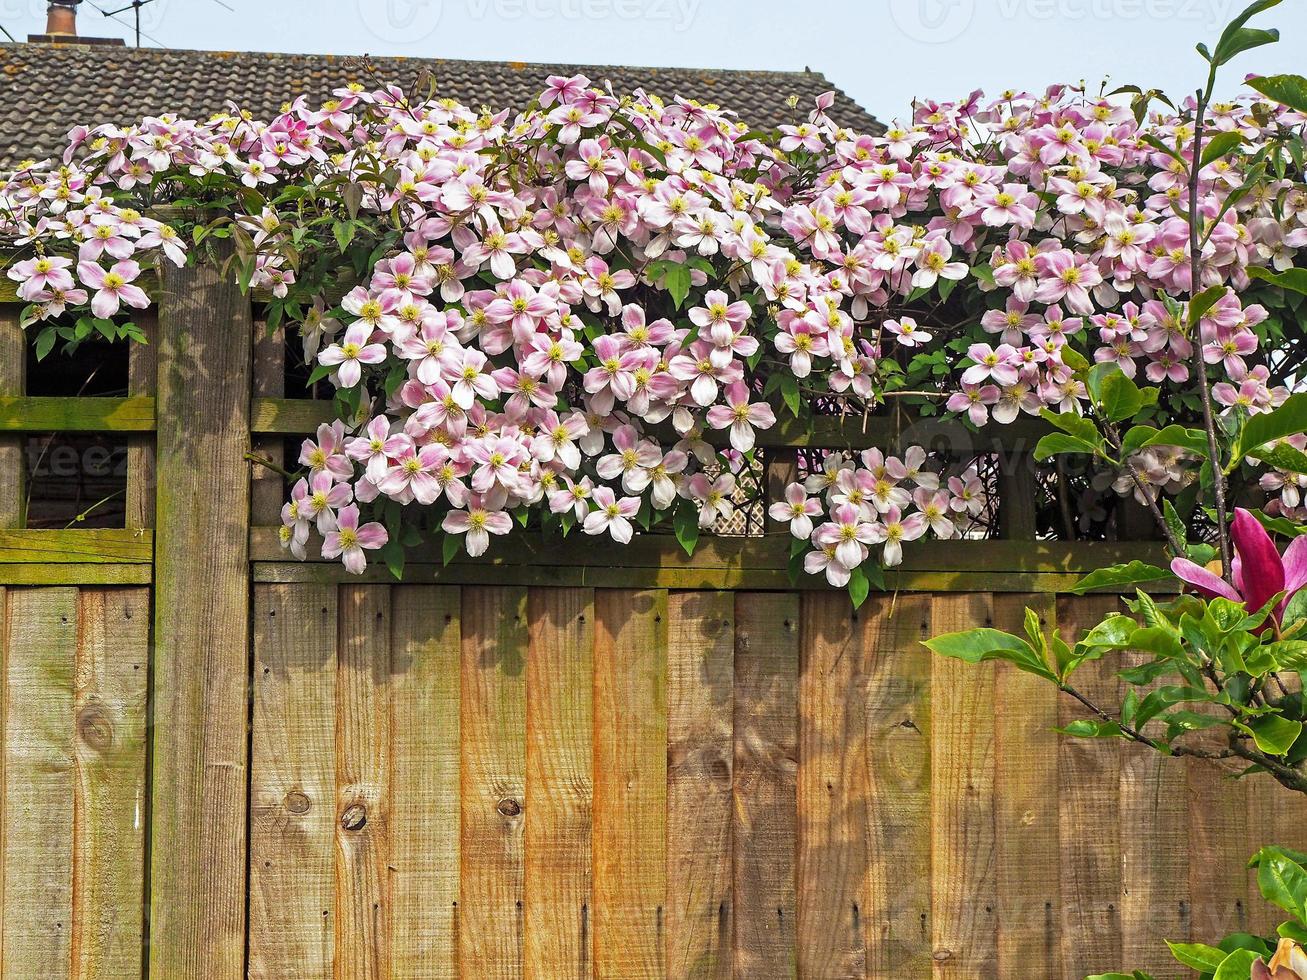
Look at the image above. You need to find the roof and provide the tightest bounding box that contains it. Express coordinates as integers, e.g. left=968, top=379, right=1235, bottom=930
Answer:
left=0, top=43, right=879, bottom=168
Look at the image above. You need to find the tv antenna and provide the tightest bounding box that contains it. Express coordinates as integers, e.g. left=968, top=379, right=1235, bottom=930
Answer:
left=93, top=0, right=234, bottom=48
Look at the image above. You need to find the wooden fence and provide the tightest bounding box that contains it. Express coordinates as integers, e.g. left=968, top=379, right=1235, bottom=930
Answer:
left=1, top=259, right=1305, bottom=979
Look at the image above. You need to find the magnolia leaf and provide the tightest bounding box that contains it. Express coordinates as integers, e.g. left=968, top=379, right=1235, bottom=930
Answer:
left=1034, top=433, right=1101, bottom=461
left=1253, top=442, right=1307, bottom=474
left=1249, top=72, right=1307, bottom=114
left=1188, top=284, right=1229, bottom=326
left=1058, top=718, right=1123, bottom=738
left=1249, top=265, right=1307, bottom=296
left=1256, top=848, right=1307, bottom=921
left=1212, top=949, right=1261, bottom=980
left=923, top=629, right=1055, bottom=682
left=1069, top=561, right=1171, bottom=595
left=1166, top=941, right=1229, bottom=972
left=1249, top=715, right=1304, bottom=757
left=1237, top=392, right=1307, bottom=461
left=1199, top=131, right=1246, bottom=167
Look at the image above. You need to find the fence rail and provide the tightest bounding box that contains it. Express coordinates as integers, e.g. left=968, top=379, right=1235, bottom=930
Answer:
left=0, top=262, right=1262, bottom=980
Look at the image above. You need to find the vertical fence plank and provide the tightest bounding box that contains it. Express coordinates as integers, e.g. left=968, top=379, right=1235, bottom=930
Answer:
left=1119, top=636, right=1189, bottom=975
left=666, top=591, right=734, bottom=980
left=864, top=593, right=932, bottom=979
left=71, top=588, right=148, bottom=979
left=335, top=585, right=392, bottom=980
left=0, top=308, right=24, bottom=528
left=149, top=252, right=253, bottom=977
left=732, top=592, right=798, bottom=979
left=524, top=587, right=594, bottom=980
left=250, top=319, right=285, bottom=525
left=593, top=588, right=668, bottom=979
left=930, top=593, right=998, bottom=980
left=992, top=593, right=1061, bottom=979
left=461, top=586, right=528, bottom=978
left=797, top=591, right=869, bottom=978
left=391, top=585, right=462, bottom=978
left=1189, top=758, right=1251, bottom=944
left=1058, top=595, right=1124, bottom=978
left=249, top=583, right=337, bottom=979
left=3, top=587, right=77, bottom=978
left=125, top=311, right=157, bottom=530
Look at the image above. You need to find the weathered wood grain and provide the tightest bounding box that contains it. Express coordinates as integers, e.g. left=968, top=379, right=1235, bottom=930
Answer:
left=593, top=589, right=668, bottom=979
left=0, top=308, right=24, bottom=527
left=992, top=593, right=1061, bottom=979
left=3, top=587, right=77, bottom=977
left=864, top=593, right=933, bottom=979
left=126, top=311, right=157, bottom=529
left=524, top=587, right=594, bottom=980
left=335, top=585, right=392, bottom=980
left=930, top=593, right=998, bottom=980
left=666, top=591, right=733, bottom=980
left=732, top=591, right=799, bottom=979
left=249, top=583, right=337, bottom=979
left=148, top=251, right=253, bottom=978
left=797, top=591, right=869, bottom=978
left=71, top=588, right=149, bottom=979
left=390, top=585, right=462, bottom=978
left=1057, top=595, right=1124, bottom=978
left=460, top=586, right=528, bottom=979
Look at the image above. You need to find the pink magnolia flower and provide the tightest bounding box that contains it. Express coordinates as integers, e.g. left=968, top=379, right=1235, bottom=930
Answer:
left=1171, top=508, right=1306, bottom=624
left=322, top=504, right=388, bottom=574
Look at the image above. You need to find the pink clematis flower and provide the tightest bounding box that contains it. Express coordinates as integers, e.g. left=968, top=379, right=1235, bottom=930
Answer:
left=768, top=483, right=824, bottom=539
left=77, top=259, right=149, bottom=319
left=583, top=486, right=640, bottom=543
left=442, top=494, right=513, bottom=557
left=318, top=322, right=387, bottom=388
left=321, top=504, right=388, bottom=574
left=705, top=382, right=777, bottom=453
left=1171, top=508, right=1307, bottom=625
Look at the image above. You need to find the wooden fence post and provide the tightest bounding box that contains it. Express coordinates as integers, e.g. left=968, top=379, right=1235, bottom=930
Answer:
left=996, top=451, right=1038, bottom=540
left=0, top=307, right=25, bottom=528
left=148, top=248, right=253, bottom=978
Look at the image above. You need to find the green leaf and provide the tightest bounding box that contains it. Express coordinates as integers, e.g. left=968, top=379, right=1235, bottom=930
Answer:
left=333, top=219, right=356, bottom=253
left=1140, top=133, right=1183, bottom=164
left=1099, top=371, right=1149, bottom=422
left=663, top=263, right=691, bottom=310
left=1212, top=949, right=1261, bottom=980
left=1213, top=26, right=1280, bottom=66
left=1069, top=562, right=1171, bottom=595
left=441, top=532, right=461, bottom=567
left=1058, top=718, right=1123, bottom=738
left=1034, top=433, right=1102, bottom=461
left=1040, top=408, right=1100, bottom=442
left=1199, top=130, right=1246, bottom=167
left=34, top=325, right=56, bottom=361
left=1249, top=715, right=1303, bottom=757
left=673, top=502, right=700, bottom=558
left=1256, top=848, right=1307, bottom=921
left=1252, top=442, right=1307, bottom=474
left=1188, top=284, right=1230, bottom=326
left=1249, top=264, right=1307, bottom=296
left=1236, top=392, right=1307, bottom=461
left=1250, top=72, right=1307, bottom=113
left=1166, top=941, right=1229, bottom=972
left=848, top=564, right=871, bottom=610
left=780, top=373, right=801, bottom=418
left=1210, top=0, right=1282, bottom=64
left=923, top=629, right=1056, bottom=682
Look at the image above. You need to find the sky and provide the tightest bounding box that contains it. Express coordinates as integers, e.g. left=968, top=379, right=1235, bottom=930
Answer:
left=5, top=0, right=1307, bottom=120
